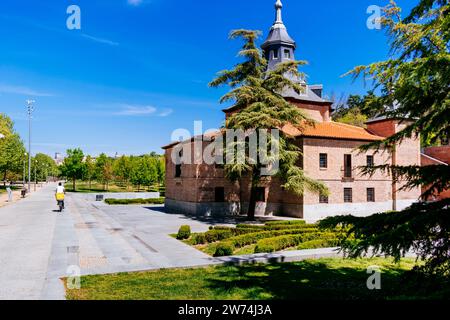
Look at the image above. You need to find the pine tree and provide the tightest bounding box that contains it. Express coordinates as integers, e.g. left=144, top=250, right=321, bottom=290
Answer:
left=210, top=30, right=328, bottom=219
left=320, top=0, right=450, bottom=276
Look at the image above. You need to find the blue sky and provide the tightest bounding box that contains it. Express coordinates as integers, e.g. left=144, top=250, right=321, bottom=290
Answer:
left=0, top=0, right=415, bottom=157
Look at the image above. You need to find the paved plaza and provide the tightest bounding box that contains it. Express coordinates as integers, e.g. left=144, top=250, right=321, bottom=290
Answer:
left=0, top=184, right=220, bottom=300
left=0, top=183, right=345, bottom=300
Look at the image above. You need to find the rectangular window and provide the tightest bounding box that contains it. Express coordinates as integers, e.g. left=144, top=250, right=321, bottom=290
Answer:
left=284, top=49, right=291, bottom=59
left=344, top=188, right=353, bottom=203
left=273, top=49, right=279, bottom=59
left=254, top=187, right=266, bottom=202
left=175, top=164, right=182, bottom=178
left=367, top=188, right=375, bottom=202
left=367, top=155, right=374, bottom=168
left=319, top=194, right=329, bottom=204
left=215, top=187, right=225, bottom=202
left=320, top=153, right=328, bottom=169
left=344, top=154, right=352, bottom=178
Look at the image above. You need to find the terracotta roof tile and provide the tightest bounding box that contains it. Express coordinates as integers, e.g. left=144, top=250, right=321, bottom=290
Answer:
left=282, top=121, right=384, bottom=141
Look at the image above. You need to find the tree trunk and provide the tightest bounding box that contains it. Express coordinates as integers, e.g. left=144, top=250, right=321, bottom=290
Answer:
left=89, top=179, right=92, bottom=191
left=247, top=169, right=259, bottom=221
left=247, top=186, right=257, bottom=221
left=72, top=177, right=76, bottom=192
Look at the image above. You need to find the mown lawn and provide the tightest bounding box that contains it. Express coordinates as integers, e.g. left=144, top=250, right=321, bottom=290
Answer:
left=65, top=258, right=448, bottom=300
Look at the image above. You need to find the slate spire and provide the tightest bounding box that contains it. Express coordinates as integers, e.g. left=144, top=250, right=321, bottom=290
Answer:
left=262, top=0, right=297, bottom=71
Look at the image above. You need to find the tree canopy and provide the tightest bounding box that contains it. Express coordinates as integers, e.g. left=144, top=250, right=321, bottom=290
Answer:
left=0, top=114, right=26, bottom=183
left=210, top=29, right=328, bottom=219
left=320, top=0, right=450, bottom=276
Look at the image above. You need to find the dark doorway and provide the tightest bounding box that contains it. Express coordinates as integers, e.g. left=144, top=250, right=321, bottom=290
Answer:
left=215, top=187, right=225, bottom=202
left=254, top=187, right=266, bottom=202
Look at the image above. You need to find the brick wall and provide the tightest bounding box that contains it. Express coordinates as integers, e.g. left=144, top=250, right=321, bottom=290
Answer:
left=164, top=119, right=421, bottom=216
left=422, top=147, right=450, bottom=200
left=301, top=137, right=393, bottom=206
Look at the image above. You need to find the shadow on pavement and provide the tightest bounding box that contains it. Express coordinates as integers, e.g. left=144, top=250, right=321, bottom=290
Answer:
left=143, top=205, right=284, bottom=226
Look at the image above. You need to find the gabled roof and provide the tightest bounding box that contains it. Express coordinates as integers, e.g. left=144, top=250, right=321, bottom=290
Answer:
left=161, top=131, right=222, bottom=150
left=162, top=122, right=384, bottom=150
left=282, top=121, right=385, bottom=141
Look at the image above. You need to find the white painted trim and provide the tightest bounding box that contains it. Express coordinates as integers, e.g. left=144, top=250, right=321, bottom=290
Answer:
left=421, top=153, right=448, bottom=165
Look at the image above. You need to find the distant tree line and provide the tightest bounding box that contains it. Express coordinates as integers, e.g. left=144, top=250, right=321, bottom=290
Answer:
left=0, top=113, right=58, bottom=186
left=59, top=148, right=165, bottom=192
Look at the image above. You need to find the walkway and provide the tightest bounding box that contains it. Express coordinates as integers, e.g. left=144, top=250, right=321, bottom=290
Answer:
left=0, top=186, right=348, bottom=300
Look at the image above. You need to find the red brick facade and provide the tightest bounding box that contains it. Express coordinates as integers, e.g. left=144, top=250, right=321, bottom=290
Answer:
left=421, top=146, right=450, bottom=201
left=163, top=101, right=422, bottom=222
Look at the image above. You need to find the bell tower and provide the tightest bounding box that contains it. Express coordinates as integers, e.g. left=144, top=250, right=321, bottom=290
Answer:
left=261, top=0, right=297, bottom=71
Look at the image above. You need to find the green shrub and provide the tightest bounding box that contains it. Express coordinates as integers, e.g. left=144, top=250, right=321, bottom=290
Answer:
left=264, top=224, right=317, bottom=231
left=177, top=225, right=191, bottom=240
left=224, top=228, right=320, bottom=248
left=204, top=229, right=233, bottom=243
left=211, top=226, right=262, bottom=236
left=265, top=220, right=306, bottom=226
left=213, top=242, right=235, bottom=257
left=254, top=232, right=337, bottom=253
left=105, top=198, right=165, bottom=205
left=297, top=239, right=339, bottom=250
left=192, top=233, right=206, bottom=245
left=254, top=235, right=303, bottom=253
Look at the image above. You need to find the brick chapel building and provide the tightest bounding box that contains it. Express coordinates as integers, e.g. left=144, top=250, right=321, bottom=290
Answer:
left=162, top=1, right=421, bottom=222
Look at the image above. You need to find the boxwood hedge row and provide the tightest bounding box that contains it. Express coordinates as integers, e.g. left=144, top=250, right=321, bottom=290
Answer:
left=219, top=228, right=320, bottom=249
left=254, top=232, right=337, bottom=253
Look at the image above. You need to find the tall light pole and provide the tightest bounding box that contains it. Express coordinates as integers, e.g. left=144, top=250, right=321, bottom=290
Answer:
left=34, top=159, right=37, bottom=191
left=23, top=152, right=27, bottom=187
left=26, top=99, right=35, bottom=192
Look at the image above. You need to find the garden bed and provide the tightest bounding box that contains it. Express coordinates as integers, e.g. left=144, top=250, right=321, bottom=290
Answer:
left=174, top=220, right=343, bottom=257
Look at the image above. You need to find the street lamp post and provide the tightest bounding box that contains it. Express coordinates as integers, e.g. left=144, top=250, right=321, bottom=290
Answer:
left=26, top=100, right=35, bottom=192
left=34, top=159, right=37, bottom=191
left=23, top=153, right=27, bottom=187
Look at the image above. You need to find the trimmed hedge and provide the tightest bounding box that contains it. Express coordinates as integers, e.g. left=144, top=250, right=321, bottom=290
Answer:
left=213, top=242, right=235, bottom=257
left=263, top=224, right=317, bottom=231
left=254, top=232, right=337, bottom=253
left=105, top=198, right=165, bottom=205
left=235, top=223, right=317, bottom=231
left=210, top=226, right=264, bottom=237
left=297, top=239, right=339, bottom=250
left=265, top=220, right=306, bottom=226
left=223, top=228, right=320, bottom=249
left=204, top=229, right=233, bottom=243
left=192, top=233, right=206, bottom=245
left=176, top=225, right=191, bottom=240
